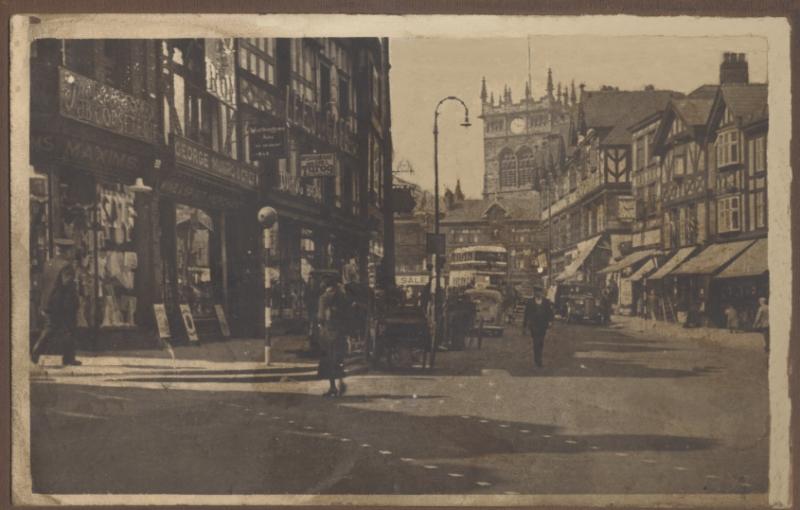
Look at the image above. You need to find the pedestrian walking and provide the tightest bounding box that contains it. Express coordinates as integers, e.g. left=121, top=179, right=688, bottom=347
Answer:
left=317, top=275, right=350, bottom=397
left=522, top=286, right=554, bottom=368
left=753, top=297, right=769, bottom=353
left=31, top=238, right=81, bottom=366
left=599, top=288, right=611, bottom=325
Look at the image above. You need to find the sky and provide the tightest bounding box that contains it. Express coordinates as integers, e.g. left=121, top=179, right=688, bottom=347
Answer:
left=389, top=36, right=768, bottom=199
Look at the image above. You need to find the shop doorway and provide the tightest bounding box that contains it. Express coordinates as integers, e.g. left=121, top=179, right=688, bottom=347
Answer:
left=175, top=204, right=217, bottom=320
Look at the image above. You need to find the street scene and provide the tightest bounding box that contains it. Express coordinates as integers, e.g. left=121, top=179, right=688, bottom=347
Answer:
left=23, top=32, right=771, bottom=498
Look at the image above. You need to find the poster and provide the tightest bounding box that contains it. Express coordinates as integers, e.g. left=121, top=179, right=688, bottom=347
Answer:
left=179, top=304, right=199, bottom=343
left=152, top=304, right=171, bottom=339
left=214, top=304, right=231, bottom=338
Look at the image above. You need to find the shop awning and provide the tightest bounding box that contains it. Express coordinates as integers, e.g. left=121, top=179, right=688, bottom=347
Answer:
left=629, top=259, right=657, bottom=282
left=648, top=247, right=696, bottom=280
left=671, top=240, right=756, bottom=276
left=598, top=248, right=659, bottom=274
left=714, top=238, right=768, bottom=279
left=556, top=235, right=603, bottom=282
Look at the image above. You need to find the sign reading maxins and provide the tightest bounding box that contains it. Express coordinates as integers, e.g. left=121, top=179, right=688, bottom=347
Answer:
left=58, top=67, right=157, bottom=144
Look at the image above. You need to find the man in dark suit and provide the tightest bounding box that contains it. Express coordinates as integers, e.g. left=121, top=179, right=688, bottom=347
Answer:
left=522, top=286, right=554, bottom=368
left=31, top=238, right=81, bottom=366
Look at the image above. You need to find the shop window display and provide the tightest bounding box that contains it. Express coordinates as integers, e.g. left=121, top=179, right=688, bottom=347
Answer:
left=175, top=204, right=216, bottom=319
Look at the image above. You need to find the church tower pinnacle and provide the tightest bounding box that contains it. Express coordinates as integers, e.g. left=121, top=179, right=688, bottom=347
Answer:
left=546, top=67, right=554, bottom=98
left=480, top=76, right=488, bottom=103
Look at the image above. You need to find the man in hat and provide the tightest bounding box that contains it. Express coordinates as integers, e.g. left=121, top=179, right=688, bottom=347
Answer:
left=31, top=238, right=81, bottom=366
left=522, top=285, right=554, bottom=369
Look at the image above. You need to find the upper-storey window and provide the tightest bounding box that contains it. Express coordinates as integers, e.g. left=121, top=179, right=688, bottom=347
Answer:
left=716, top=130, right=740, bottom=168
left=499, top=149, right=517, bottom=188
left=238, top=38, right=276, bottom=85
left=517, top=147, right=535, bottom=187
left=291, top=39, right=317, bottom=103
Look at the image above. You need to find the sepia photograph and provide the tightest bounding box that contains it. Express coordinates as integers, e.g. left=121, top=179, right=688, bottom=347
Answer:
left=7, top=12, right=793, bottom=508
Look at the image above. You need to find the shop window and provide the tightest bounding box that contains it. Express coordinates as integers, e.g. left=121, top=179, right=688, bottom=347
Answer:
left=717, top=195, right=741, bottom=233
left=175, top=204, right=216, bottom=319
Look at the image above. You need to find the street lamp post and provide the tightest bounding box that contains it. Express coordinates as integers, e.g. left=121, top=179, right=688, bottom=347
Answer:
left=430, top=96, right=471, bottom=369
left=258, top=206, right=278, bottom=365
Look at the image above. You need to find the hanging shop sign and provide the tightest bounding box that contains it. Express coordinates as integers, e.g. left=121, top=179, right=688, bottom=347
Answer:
left=58, top=67, right=157, bottom=144
left=249, top=125, right=286, bottom=161
left=31, top=132, right=145, bottom=175
left=204, top=39, right=237, bottom=107
left=300, top=153, right=336, bottom=178
left=173, top=135, right=258, bottom=189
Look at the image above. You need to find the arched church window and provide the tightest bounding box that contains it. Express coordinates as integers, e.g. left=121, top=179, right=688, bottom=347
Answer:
left=517, top=146, right=535, bottom=188
left=499, top=149, right=517, bottom=188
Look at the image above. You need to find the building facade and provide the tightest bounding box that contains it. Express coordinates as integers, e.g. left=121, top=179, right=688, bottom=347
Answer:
left=480, top=72, right=575, bottom=200
left=29, top=37, right=393, bottom=346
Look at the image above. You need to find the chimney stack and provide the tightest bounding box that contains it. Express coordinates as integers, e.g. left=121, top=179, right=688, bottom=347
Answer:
left=719, top=51, right=749, bottom=84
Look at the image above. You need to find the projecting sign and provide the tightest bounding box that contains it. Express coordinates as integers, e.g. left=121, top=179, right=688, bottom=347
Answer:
left=300, top=153, right=336, bottom=177
left=249, top=125, right=285, bottom=161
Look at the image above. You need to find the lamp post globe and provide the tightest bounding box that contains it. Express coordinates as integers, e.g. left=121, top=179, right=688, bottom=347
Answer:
left=257, top=206, right=278, bottom=228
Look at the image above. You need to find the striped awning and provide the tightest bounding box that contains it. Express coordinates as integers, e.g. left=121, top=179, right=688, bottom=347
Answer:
left=648, top=247, right=697, bottom=280
left=556, top=235, right=603, bottom=282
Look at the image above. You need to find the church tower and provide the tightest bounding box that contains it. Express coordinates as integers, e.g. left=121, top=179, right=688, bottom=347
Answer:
left=479, top=69, right=573, bottom=200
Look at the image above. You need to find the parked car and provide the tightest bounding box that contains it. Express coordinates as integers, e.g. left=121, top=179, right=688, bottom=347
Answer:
left=553, top=283, right=604, bottom=324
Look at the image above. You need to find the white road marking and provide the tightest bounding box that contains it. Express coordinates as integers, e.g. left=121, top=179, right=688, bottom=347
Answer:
left=590, top=446, right=600, bottom=450
left=360, top=443, right=371, bottom=448
left=47, top=409, right=108, bottom=420
left=520, top=429, right=530, bottom=433
left=340, top=438, right=352, bottom=442
left=642, top=459, right=657, bottom=463
left=705, top=474, right=721, bottom=479
left=542, top=434, right=552, bottom=438
left=615, top=452, right=629, bottom=457
left=479, top=419, right=489, bottom=423
left=475, top=481, right=492, bottom=487
left=504, top=491, right=520, bottom=495
left=499, top=424, right=510, bottom=428
left=565, top=440, right=578, bottom=444
left=400, top=457, right=414, bottom=462
left=447, top=473, right=465, bottom=478
left=674, top=466, right=688, bottom=471
left=378, top=450, right=392, bottom=455
left=423, top=465, right=438, bottom=470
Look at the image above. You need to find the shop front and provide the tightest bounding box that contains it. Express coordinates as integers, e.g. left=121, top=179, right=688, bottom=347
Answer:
left=29, top=64, right=161, bottom=347
left=158, top=135, right=261, bottom=341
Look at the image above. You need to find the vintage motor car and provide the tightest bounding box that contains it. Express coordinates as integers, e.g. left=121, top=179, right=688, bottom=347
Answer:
left=553, top=283, right=605, bottom=324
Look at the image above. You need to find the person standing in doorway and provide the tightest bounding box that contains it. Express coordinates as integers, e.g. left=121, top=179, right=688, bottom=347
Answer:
left=31, top=238, right=81, bottom=366
left=753, top=297, right=770, bottom=353
left=522, top=286, right=554, bottom=369
left=318, top=275, right=349, bottom=397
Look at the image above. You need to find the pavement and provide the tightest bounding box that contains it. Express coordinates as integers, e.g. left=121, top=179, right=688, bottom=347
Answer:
left=609, top=314, right=767, bottom=351
left=29, top=318, right=769, bottom=497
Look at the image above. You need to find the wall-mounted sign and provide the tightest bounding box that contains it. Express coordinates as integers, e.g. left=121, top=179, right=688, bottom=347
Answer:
left=205, top=39, right=237, bottom=107
left=396, top=274, right=429, bottom=286
left=214, top=304, right=231, bottom=338
left=173, top=135, right=258, bottom=189
left=160, top=175, right=241, bottom=210
left=58, top=67, right=157, bottom=144
left=153, top=304, right=171, bottom=339
left=300, top=153, right=336, bottom=178
left=179, top=304, right=199, bottom=342
left=31, top=132, right=143, bottom=174
left=249, top=125, right=285, bottom=161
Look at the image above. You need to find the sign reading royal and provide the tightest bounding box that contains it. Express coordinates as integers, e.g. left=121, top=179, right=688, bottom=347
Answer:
left=173, top=135, right=258, bottom=189
left=58, top=67, right=157, bottom=144
left=205, top=39, right=237, bottom=107
left=300, top=153, right=336, bottom=178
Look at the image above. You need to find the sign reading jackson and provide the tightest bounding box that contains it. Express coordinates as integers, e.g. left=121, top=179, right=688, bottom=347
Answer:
left=58, top=67, right=157, bottom=144
left=300, top=153, right=336, bottom=177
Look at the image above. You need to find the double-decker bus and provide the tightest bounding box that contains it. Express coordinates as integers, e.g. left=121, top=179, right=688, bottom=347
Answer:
left=448, top=245, right=508, bottom=290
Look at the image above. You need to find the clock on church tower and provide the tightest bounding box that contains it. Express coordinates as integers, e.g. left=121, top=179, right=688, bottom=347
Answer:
left=510, top=117, right=526, bottom=135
